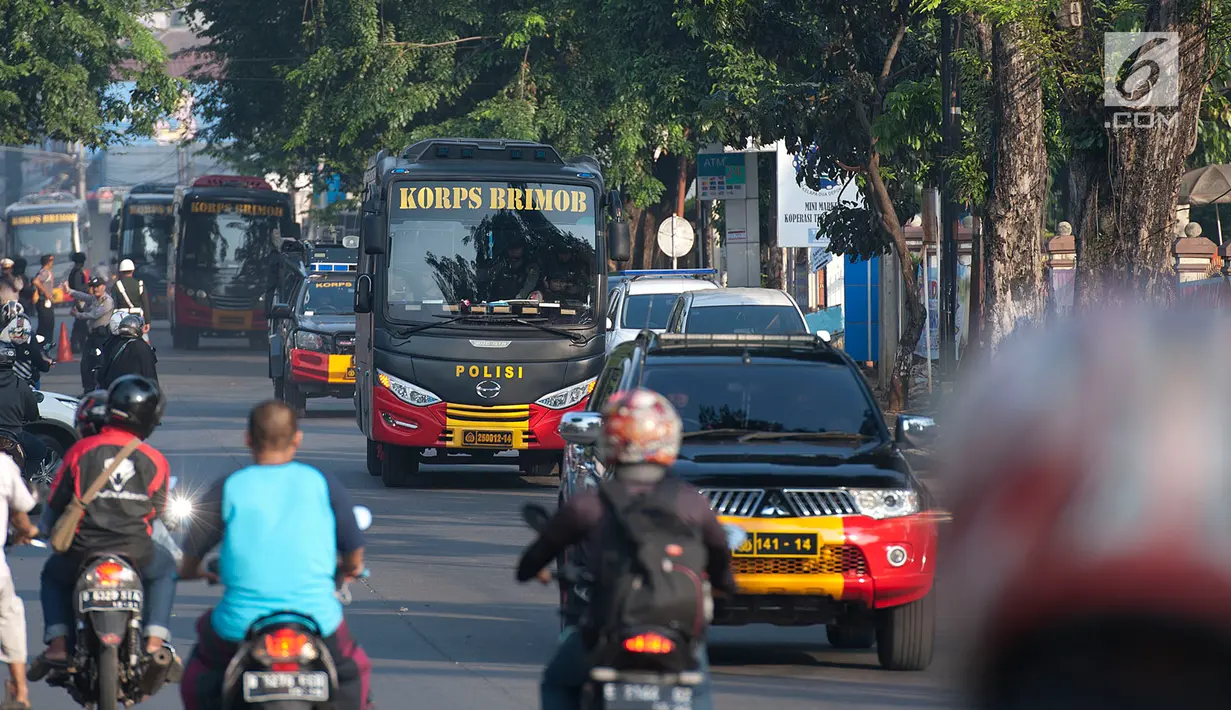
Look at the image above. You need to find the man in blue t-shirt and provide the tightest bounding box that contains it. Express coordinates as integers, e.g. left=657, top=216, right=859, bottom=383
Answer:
left=177, top=400, right=372, bottom=710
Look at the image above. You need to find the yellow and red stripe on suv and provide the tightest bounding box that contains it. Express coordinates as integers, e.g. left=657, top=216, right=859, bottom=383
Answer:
left=289, top=349, right=356, bottom=385
left=708, top=488, right=937, bottom=610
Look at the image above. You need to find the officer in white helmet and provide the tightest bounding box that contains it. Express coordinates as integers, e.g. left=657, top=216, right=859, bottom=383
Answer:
left=111, top=258, right=151, bottom=342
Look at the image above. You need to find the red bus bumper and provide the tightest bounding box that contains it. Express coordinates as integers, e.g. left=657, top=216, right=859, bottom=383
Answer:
left=173, top=294, right=265, bottom=334
left=370, top=386, right=588, bottom=452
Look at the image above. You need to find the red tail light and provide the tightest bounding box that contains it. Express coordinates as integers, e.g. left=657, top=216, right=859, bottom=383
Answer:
left=264, top=629, right=309, bottom=659
left=93, top=561, right=125, bottom=585
left=623, top=633, right=675, bottom=654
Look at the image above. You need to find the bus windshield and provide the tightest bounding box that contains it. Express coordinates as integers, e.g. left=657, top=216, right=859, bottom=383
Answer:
left=121, top=203, right=173, bottom=272
left=7, top=215, right=76, bottom=261
left=385, top=181, right=597, bottom=326
left=180, top=201, right=285, bottom=275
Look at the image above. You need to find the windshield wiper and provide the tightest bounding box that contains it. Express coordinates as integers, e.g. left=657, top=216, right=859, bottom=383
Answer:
left=681, top=428, right=759, bottom=440
left=736, top=431, right=874, bottom=443
left=391, top=313, right=592, bottom=345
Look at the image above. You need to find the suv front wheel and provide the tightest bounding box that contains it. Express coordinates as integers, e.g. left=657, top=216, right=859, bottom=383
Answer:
left=875, top=591, right=936, bottom=671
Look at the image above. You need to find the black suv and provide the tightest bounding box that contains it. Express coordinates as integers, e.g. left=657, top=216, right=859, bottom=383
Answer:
left=268, top=255, right=359, bottom=416
left=555, top=332, right=940, bottom=671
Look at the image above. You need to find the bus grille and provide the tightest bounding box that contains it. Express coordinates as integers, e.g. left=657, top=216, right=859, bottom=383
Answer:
left=209, top=294, right=258, bottom=311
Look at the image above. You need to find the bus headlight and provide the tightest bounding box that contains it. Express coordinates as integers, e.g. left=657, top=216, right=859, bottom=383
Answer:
left=536, top=377, right=596, bottom=410
left=294, top=330, right=328, bottom=352
left=377, top=369, right=441, bottom=407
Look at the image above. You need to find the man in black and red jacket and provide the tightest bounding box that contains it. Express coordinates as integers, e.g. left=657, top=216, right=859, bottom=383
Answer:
left=30, top=375, right=179, bottom=674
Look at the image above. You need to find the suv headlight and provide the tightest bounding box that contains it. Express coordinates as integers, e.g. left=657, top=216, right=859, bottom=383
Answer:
left=294, top=330, right=328, bottom=352
left=849, top=489, right=920, bottom=520
left=377, top=369, right=441, bottom=407
left=536, top=377, right=596, bottom=410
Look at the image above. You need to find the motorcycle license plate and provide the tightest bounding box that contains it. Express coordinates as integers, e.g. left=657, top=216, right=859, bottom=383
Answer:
left=600, top=682, right=693, bottom=710
left=242, top=671, right=329, bottom=703
left=78, top=588, right=142, bottom=613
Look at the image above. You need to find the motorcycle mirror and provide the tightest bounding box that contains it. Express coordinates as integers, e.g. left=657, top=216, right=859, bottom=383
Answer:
left=521, top=502, right=551, bottom=533
left=722, top=523, right=749, bottom=552
left=353, top=505, right=373, bottom=531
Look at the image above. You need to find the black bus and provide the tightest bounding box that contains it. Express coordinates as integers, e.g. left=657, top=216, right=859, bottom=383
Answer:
left=354, top=138, right=630, bottom=487
left=110, top=183, right=176, bottom=318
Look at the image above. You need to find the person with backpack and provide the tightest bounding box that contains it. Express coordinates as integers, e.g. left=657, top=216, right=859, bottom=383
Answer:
left=96, top=314, right=157, bottom=389
left=516, top=388, right=735, bottom=710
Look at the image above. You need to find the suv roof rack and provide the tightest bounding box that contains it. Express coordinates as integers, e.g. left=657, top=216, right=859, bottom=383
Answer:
left=620, top=268, right=717, bottom=282
left=645, top=332, right=830, bottom=351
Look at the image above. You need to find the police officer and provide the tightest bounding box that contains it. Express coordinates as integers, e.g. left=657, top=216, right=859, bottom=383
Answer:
left=111, top=259, right=151, bottom=341
left=67, top=277, right=115, bottom=394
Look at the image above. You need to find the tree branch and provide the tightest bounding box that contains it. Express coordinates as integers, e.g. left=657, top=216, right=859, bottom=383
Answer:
left=875, top=21, right=909, bottom=102
left=836, top=160, right=866, bottom=172
left=381, top=36, right=492, bottom=49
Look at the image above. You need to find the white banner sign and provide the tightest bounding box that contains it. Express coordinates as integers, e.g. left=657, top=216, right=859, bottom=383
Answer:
left=775, top=142, right=864, bottom=248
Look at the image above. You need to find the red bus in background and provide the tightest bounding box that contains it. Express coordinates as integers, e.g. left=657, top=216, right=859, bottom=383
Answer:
left=169, top=175, right=301, bottom=349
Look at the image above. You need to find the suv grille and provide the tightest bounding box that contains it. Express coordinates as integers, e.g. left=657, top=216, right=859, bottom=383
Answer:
left=732, top=546, right=868, bottom=575
left=699, top=488, right=857, bottom=518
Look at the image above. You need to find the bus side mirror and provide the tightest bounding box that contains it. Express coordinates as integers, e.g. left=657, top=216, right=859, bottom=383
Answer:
left=109, top=216, right=120, bottom=251
left=362, top=213, right=385, bottom=255
left=285, top=223, right=302, bottom=240
left=607, top=219, right=631, bottom=263
left=354, top=274, right=373, bottom=313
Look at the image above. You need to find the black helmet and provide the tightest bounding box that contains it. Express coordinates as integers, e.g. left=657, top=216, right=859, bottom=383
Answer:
left=1, top=301, right=22, bottom=325
left=116, top=314, right=144, bottom=339
left=76, top=390, right=108, bottom=438
left=104, top=375, right=165, bottom=439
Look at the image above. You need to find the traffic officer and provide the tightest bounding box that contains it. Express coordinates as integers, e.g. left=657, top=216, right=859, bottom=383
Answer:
left=111, top=259, right=152, bottom=341
left=67, top=277, right=116, bottom=394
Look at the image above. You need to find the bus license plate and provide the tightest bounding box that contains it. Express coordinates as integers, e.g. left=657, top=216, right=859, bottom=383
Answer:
left=241, top=671, right=329, bottom=703
left=78, top=588, right=142, bottom=613
left=601, top=682, right=692, bottom=710
left=461, top=430, right=514, bottom=447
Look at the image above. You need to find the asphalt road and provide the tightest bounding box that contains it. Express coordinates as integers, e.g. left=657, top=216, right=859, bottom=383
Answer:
left=15, top=317, right=954, bottom=709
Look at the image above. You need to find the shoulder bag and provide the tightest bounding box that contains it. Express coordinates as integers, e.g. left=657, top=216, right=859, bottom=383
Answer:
left=49, top=438, right=142, bottom=554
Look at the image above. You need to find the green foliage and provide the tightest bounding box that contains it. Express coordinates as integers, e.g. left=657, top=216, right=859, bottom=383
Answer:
left=190, top=0, right=727, bottom=208
left=0, top=0, right=183, bottom=146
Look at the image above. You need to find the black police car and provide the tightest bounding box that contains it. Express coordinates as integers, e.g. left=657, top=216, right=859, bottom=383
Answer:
left=268, top=240, right=358, bottom=415
left=555, top=332, right=940, bottom=671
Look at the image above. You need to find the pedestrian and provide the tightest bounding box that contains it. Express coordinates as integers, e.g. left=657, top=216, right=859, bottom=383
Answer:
left=111, top=259, right=151, bottom=340
left=31, top=255, right=55, bottom=345
left=66, top=277, right=115, bottom=394
left=0, top=441, right=38, bottom=710
left=8, top=260, right=32, bottom=317
left=0, top=261, right=17, bottom=305
left=67, top=253, right=89, bottom=354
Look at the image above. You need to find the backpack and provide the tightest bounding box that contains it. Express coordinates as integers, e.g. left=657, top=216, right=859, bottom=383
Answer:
left=585, top=478, right=709, bottom=650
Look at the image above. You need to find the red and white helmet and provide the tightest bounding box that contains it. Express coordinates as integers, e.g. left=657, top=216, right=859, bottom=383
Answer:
left=598, top=388, right=682, bottom=469
left=943, top=307, right=1231, bottom=707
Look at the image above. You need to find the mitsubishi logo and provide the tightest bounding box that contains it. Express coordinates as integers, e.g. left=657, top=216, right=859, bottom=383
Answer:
left=476, top=380, right=501, bottom=399
left=759, top=493, right=791, bottom=518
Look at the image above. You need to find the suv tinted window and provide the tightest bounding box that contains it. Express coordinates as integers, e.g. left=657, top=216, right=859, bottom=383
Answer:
left=683, top=305, right=807, bottom=334
left=641, top=360, right=882, bottom=438
left=622, top=293, right=681, bottom=330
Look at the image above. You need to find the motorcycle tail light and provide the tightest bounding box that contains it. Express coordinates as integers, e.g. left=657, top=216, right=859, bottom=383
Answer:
left=623, top=632, right=675, bottom=654
left=93, top=561, right=125, bottom=586
left=264, top=629, right=310, bottom=659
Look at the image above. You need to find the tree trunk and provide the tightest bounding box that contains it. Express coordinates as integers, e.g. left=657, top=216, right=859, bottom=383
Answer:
left=866, top=151, right=924, bottom=411
left=1073, top=1, right=1209, bottom=305
left=983, top=20, right=1048, bottom=348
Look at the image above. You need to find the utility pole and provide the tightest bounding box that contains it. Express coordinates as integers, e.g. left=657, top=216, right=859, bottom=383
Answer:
left=75, top=143, right=88, bottom=201
left=939, top=12, right=959, bottom=378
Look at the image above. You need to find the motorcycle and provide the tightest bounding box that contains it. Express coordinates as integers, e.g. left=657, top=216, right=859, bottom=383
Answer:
left=520, top=502, right=749, bottom=710
left=204, top=504, right=373, bottom=709
left=30, top=476, right=197, bottom=710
